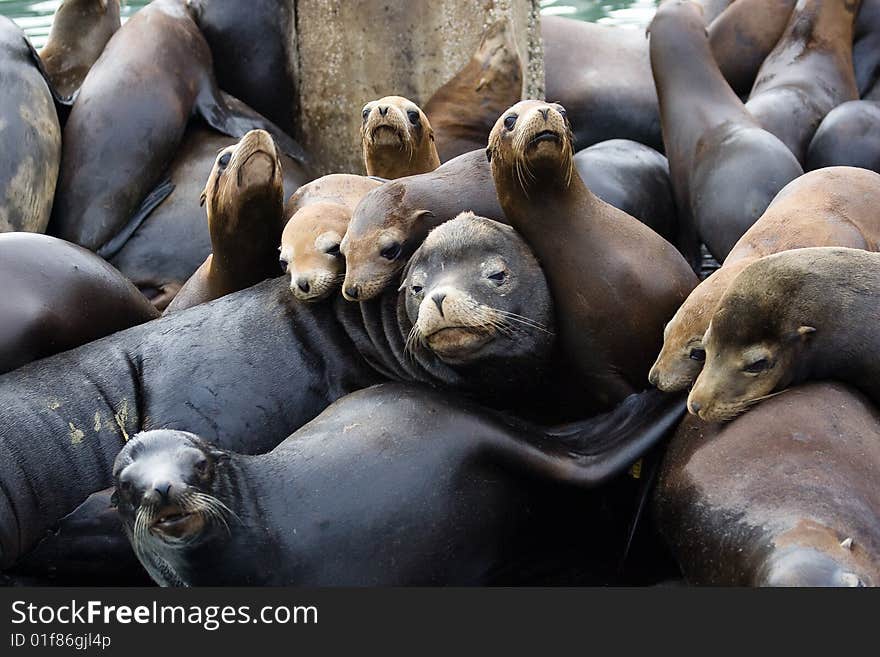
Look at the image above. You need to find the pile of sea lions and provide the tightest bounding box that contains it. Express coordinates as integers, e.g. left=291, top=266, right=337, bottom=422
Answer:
left=0, top=0, right=878, bottom=587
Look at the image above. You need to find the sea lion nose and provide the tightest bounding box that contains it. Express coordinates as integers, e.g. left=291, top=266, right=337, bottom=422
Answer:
left=539, top=107, right=550, bottom=121
left=432, top=292, right=446, bottom=316
left=345, top=285, right=360, bottom=300
left=297, top=277, right=311, bottom=294
left=154, top=481, right=173, bottom=499
left=379, top=106, right=388, bottom=117
left=689, top=400, right=702, bottom=414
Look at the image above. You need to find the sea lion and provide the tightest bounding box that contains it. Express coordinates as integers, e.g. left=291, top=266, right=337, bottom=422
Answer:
left=573, top=140, right=677, bottom=242
left=112, top=384, right=685, bottom=586
left=806, top=100, right=880, bottom=173
left=108, top=123, right=312, bottom=311
left=649, top=0, right=803, bottom=264
left=188, top=0, right=299, bottom=136
left=165, top=130, right=285, bottom=313
left=424, top=19, right=523, bottom=162
left=0, top=16, right=61, bottom=234
left=708, top=0, right=797, bottom=97
left=340, top=149, right=504, bottom=302
left=656, top=382, right=880, bottom=586
left=48, top=0, right=308, bottom=253
left=487, top=100, right=697, bottom=410
left=854, top=0, right=880, bottom=96
left=745, top=0, right=861, bottom=165
left=649, top=166, right=880, bottom=392
left=694, top=0, right=736, bottom=22
left=38, top=0, right=121, bottom=99
left=688, top=247, right=880, bottom=421
left=361, top=96, right=440, bottom=179
left=0, top=232, right=159, bottom=375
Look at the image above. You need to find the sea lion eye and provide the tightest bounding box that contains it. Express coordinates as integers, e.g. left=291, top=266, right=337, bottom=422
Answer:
left=218, top=152, right=232, bottom=168
left=688, top=348, right=706, bottom=362
left=407, top=110, right=420, bottom=125
left=380, top=242, right=402, bottom=261
left=195, top=457, right=210, bottom=480
left=411, top=284, right=423, bottom=296
left=324, top=243, right=341, bottom=257
left=362, top=108, right=370, bottom=121
left=503, top=115, right=517, bottom=131
left=557, top=107, right=567, bottom=120
left=487, top=270, right=507, bottom=285
left=119, top=479, right=131, bottom=494
left=279, top=258, right=289, bottom=274
left=743, top=358, right=772, bottom=374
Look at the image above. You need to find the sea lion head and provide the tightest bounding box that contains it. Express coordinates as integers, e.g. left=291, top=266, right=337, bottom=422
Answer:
left=487, top=99, right=575, bottom=191
left=687, top=258, right=816, bottom=422
left=361, top=96, right=438, bottom=178
left=340, top=182, right=437, bottom=301
left=201, top=129, right=283, bottom=237
left=113, top=430, right=237, bottom=585
left=279, top=202, right=349, bottom=302
left=402, top=211, right=553, bottom=365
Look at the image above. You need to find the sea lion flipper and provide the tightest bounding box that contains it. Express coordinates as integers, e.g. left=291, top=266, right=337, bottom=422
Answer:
left=97, top=178, right=176, bottom=260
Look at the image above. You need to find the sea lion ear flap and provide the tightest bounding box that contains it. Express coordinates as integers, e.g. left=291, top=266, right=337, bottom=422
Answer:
left=199, top=187, right=208, bottom=208
left=796, top=326, right=817, bottom=340
left=485, top=146, right=492, bottom=163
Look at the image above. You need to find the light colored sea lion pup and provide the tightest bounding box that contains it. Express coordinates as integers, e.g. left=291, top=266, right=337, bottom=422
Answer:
left=361, top=95, right=440, bottom=178
left=649, top=167, right=880, bottom=392
left=39, top=0, right=121, bottom=98
left=166, top=129, right=284, bottom=313
left=687, top=247, right=880, bottom=422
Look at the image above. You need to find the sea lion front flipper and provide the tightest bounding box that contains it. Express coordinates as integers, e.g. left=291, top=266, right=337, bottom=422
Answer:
left=97, top=178, right=176, bottom=260
left=196, top=87, right=312, bottom=167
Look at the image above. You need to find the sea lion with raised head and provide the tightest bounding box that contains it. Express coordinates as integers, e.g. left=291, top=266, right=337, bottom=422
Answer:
left=424, top=19, right=523, bottom=162
left=688, top=247, right=880, bottom=422
left=806, top=100, right=880, bottom=173
left=656, top=382, right=880, bottom=586
left=112, top=383, right=685, bottom=586
left=48, top=0, right=308, bottom=253
left=487, top=99, right=697, bottom=410
left=745, top=0, right=861, bottom=165
left=649, top=166, right=880, bottom=392
left=361, top=96, right=440, bottom=179
left=0, top=16, right=61, bottom=234
left=165, top=130, right=285, bottom=313
left=39, top=0, right=121, bottom=99
left=649, top=0, right=803, bottom=263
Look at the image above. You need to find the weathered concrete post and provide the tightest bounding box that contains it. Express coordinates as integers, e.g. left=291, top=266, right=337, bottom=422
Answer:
left=294, top=0, right=544, bottom=175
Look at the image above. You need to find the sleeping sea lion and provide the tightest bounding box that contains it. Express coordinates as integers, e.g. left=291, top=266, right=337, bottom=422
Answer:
left=806, top=100, right=880, bottom=173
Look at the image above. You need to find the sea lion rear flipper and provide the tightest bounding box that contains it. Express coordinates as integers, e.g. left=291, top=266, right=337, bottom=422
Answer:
left=197, top=88, right=312, bottom=167
left=97, top=178, right=176, bottom=260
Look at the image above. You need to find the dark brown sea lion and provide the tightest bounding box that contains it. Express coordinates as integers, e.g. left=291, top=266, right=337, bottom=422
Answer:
left=656, top=382, right=880, bottom=586
left=108, top=123, right=312, bottom=311
left=854, top=0, right=880, bottom=96
left=0, top=16, right=61, bottom=234
left=165, top=130, right=285, bottom=313
left=806, top=100, right=880, bottom=173
left=745, top=0, right=861, bottom=165
left=649, top=0, right=803, bottom=263
left=649, top=166, right=880, bottom=392
left=39, top=0, right=121, bottom=99
left=48, top=0, right=308, bottom=253
left=340, top=149, right=504, bottom=302
left=112, top=384, right=684, bottom=586
left=487, top=100, right=697, bottom=410
left=424, top=19, right=523, bottom=162
left=694, top=0, right=736, bottom=22
left=361, top=96, right=440, bottom=178
left=688, top=247, right=880, bottom=421
left=0, top=232, right=158, bottom=375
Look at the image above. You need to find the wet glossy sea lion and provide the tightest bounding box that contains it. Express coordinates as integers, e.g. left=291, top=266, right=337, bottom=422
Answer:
left=487, top=100, right=697, bottom=410
left=854, top=0, right=880, bottom=96
left=166, top=130, right=285, bottom=313
left=649, top=1, right=803, bottom=264
left=424, top=19, right=523, bottom=162
left=649, top=167, right=880, bottom=392
left=49, top=0, right=308, bottom=253
left=0, top=16, right=61, bottom=234
left=113, top=383, right=685, bottom=586
left=340, top=149, right=504, bottom=302
left=745, top=0, right=860, bottom=165
left=656, top=382, right=880, bottom=586
left=39, top=0, right=121, bottom=99
left=0, top=232, right=158, bottom=375
left=688, top=247, right=880, bottom=421
left=108, top=123, right=312, bottom=311
left=573, top=139, right=677, bottom=242
left=361, top=96, right=440, bottom=179
left=806, top=100, right=880, bottom=173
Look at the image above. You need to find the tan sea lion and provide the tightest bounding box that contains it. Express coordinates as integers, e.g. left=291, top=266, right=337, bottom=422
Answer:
left=687, top=247, right=880, bottom=421
left=39, top=0, right=121, bottom=99
left=361, top=96, right=440, bottom=179
left=165, top=129, right=284, bottom=313
left=424, top=19, right=523, bottom=162
left=487, top=100, right=697, bottom=410
left=649, top=166, right=880, bottom=392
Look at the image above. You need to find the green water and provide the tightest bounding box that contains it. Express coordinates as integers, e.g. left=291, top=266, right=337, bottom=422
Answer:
left=1, top=1, right=659, bottom=49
